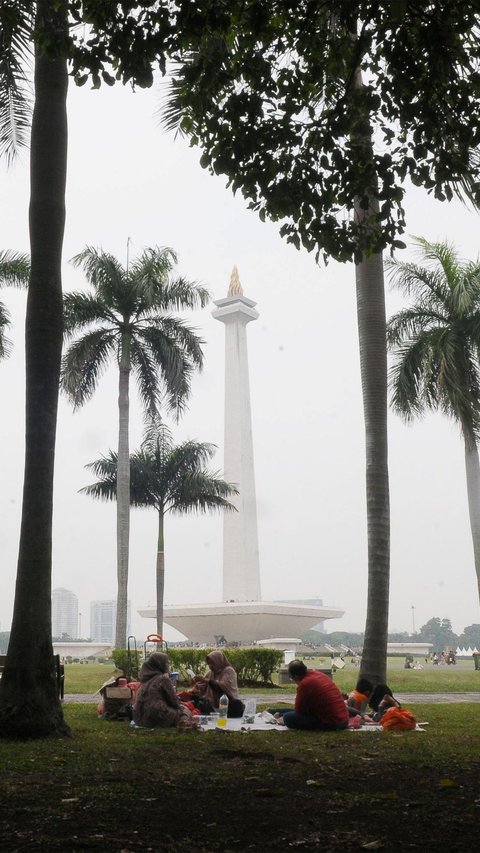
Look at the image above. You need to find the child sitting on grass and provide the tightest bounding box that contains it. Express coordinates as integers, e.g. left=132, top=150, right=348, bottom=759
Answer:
left=345, top=677, right=373, bottom=717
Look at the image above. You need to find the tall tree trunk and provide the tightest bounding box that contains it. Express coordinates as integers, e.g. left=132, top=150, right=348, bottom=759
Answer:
left=352, top=67, right=390, bottom=686
left=356, top=249, right=390, bottom=685
left=0, top=0, right=69, bottom=737
left=156, top=508, right=165, bottom=637
left=463, top=427, right=480, bottom=607
left=115, top=335, right=131, bottom=649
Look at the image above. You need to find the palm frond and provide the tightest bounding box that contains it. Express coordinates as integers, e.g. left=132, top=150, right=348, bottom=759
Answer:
left=81, top=423, right=237, bottom=525
left=130, top=338, right=162, bottom=417
left=128, top=246, right=210, bottom=316
left=141, top=317, right=205, bottom=368
left=80, top=451, right=118, bottom=501
left=448, top=148, right=480, bottom=209
left=61, top=328, right=117, bottom=408
left=161, top=70, right=190, bottom=136
left=169, top=471, right=238, bottom=515
left=166, top=440, right=217, bottom=482
left=385, top=257, right=449, bottom=308
left=66, top=246, right=205, bottom=422
left=388, top=335, right=436, bottom=419
left=132, top=269, right=210, bottom=313
left=141, top=417, right=173, bottom=458
left=129, top=450, right=162, bottom=508
left=388, top=237, right=480, bottom=442
left=0, top=249, right=30, bottom=286
left=386, top=306, right=446, bottom=348
left=129, top=245, right=178, bottom=301
left=70, top=247, right=125, bottom=302
left=136, top=323, right=203, bottom=417
left=63, top=291, right=119, bottom=336
left=0, top=300, right=12, bottom=359
left=449, top=262, right=480, bottom=318
left=412, top=237, right=461, bottom=288
left=0, top=1, right=33, bottom=163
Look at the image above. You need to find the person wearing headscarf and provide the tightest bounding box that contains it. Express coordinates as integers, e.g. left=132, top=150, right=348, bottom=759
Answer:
left=133, top=653, right=194, bottom=729
left=191, top=651, right=244, bottom=717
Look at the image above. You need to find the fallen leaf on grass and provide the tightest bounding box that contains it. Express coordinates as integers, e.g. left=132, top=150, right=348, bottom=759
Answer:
left=61, top=798, right=79, bottom=804
left=438, top=778, right=458, bottom=788
left=361, top=841, right=384, bottom=849
left=306, top=779, right=325, bottom=787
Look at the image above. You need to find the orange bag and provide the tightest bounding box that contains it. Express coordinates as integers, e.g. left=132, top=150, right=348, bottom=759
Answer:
left=380, top=707, right=417, bottom=731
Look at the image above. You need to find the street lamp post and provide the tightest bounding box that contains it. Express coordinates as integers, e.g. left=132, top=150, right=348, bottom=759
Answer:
left=411, top=606, right=416, bottom=635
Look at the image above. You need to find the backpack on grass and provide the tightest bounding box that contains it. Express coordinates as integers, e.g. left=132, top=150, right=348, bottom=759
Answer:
left=380, top=707, right=416, bottom=731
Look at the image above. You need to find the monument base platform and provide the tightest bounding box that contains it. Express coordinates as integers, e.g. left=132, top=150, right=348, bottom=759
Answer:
left=137, top=600, right=344, bottom=645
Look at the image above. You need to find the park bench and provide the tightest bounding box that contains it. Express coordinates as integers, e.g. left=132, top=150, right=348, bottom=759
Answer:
left=0, top=653, right=65, bottom=700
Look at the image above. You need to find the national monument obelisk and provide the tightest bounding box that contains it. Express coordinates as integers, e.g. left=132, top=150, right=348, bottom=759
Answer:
left=138, top=268, right=345, bottom=641
left=211, top=266, right=261, bottom=602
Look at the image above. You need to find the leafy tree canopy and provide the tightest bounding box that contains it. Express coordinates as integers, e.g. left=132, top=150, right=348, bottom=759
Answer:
left=69, top=1, right=480, bottom=262
left=4, top=3, right=480, bottom=260
left=417, top=616, right=456, bottom=650
left=457, top=624, right=480, bottom=649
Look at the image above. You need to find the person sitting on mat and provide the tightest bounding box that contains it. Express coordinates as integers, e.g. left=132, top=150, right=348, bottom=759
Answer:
left=178, top=651, right=244, bottom=718
left=133, top=653, right=195, bottom=729
left=366, top=683, right=401, bottom=722
left=269, top=659, right=349, bottom=731
left=346, top=677, right=373, bottom=717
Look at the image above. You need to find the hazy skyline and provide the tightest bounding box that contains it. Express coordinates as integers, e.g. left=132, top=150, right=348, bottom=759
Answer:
left=1, top=78, right=480, bottom=641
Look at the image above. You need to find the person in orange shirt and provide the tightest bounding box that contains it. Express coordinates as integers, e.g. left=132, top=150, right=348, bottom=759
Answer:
left=346, top=677, right=373, bottom=716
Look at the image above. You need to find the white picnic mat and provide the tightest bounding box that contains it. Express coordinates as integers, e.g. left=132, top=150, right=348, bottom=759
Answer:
left=199, top=715, right=288, bottom=732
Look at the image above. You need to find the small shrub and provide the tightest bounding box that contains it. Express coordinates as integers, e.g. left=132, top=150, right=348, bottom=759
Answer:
left=167, top=647, right=283, bottom=685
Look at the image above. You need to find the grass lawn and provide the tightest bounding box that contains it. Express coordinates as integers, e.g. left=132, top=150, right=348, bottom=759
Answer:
left=63, top=657, right=480, bottom=695
left=1, top=703, right=479, bottom=851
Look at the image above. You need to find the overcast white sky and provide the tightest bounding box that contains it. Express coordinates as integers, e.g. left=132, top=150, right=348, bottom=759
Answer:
left=1, top=78, right=480, bottom=641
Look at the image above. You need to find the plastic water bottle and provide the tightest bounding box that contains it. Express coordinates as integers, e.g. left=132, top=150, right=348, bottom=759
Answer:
left=218, top=694, right=229, bottom=727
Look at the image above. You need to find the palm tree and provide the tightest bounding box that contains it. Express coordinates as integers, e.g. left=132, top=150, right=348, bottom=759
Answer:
left=0, top=250, right=29, bottom=359
left=81, top=419, right=238, bottom=636
left=387, top=237, right=480, bottom=607
left=61, top=246, right=209, bottom=648
left=0, top=0, right=70, bottom=739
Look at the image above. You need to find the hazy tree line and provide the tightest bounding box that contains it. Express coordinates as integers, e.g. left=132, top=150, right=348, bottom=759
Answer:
left=303, top=619, right=480, bottom=653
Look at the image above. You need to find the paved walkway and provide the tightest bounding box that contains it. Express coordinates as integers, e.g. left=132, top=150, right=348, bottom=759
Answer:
left=64, top=692, right=480, bottom=704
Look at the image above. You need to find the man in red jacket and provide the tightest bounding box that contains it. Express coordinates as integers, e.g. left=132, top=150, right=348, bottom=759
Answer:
left=273, top=660, right=349, bottom=731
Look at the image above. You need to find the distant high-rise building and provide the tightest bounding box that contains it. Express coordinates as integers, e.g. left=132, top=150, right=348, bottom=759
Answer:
left=52, top=588, right=78, bottom=639
left=90, top=600, right=131, bottom=644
